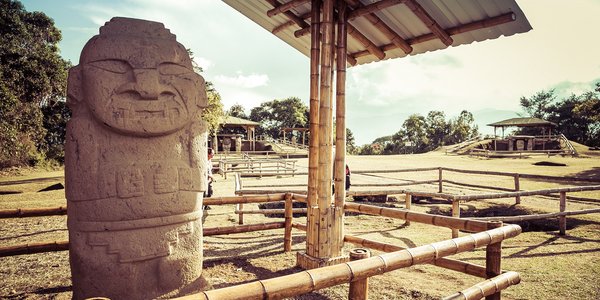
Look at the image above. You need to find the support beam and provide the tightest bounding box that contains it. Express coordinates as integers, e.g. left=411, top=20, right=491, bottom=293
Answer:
left=348, top=0, right=404, bottom=20
left=265, top=0, right=310, bottom=30
left=267, top=0, right=310, bottom=17
left=404, top=0, right=453, bottom=46
left=351, top=13, right=516, bottom=59
left=347, top=24, right=386, bottom=60
left=345, top=0, right=412, bottom=54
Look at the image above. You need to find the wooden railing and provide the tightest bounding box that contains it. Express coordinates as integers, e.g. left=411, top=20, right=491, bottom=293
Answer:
left=218, top=158, right=298, bottom=179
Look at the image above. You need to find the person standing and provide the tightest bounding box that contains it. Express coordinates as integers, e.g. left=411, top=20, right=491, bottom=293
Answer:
left=204, top=148, right=214, bottom=209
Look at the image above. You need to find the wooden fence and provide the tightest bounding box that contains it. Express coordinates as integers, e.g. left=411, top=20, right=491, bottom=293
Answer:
left=219, top=158, right=298, bottom=179
left=2, top=192, right=522, bottom=299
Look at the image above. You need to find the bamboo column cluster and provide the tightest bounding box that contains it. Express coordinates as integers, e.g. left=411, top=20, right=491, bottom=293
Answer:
left=300, top=0, right=349, bottom=268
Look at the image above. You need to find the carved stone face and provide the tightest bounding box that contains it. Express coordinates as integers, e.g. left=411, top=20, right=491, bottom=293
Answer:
left=80, top=35, right=206, bottom=136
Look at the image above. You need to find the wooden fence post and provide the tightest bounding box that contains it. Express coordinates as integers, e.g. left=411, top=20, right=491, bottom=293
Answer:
left=485, top=221, right=503, bottom=300
left=284, top=193, right=293, bottom=251
left=404, top=194, right=411, bottom=226
left=452, top=200, right=460, bottom=238
left=238, top=203, right=244, bottom=225
left=559, top=191, right=567, bottom=235
left=349, top=248, right=370, bottom=300
left=438, top=167, right=443, bottom=193
left=514, top=174, right=521, bottom=204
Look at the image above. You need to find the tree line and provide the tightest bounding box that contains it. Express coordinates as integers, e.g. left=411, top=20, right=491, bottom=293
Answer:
left=517, top=83, right=599, bottom=147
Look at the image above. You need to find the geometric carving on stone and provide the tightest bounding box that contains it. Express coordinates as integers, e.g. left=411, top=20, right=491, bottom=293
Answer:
left=66, top=16, right=208, bottom=299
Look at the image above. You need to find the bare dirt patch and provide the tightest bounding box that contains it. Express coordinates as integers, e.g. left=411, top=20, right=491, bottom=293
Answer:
left=1, top=153, right=599, bottom=299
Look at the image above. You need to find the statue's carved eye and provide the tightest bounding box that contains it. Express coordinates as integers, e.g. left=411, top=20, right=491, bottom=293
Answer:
left=159, top=63, right=190, bottom=75
left=88, top=60, right=130, bottom=74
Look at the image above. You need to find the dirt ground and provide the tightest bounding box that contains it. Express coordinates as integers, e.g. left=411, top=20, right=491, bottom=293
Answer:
left=1, top=150, right=599, bottom=299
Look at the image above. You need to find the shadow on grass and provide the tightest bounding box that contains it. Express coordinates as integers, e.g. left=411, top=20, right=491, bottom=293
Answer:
left=427, top=204, right=600, bottom=233
left=0, top=176, right=64, bottom=186
left=0, top=228, right=67, bottom=241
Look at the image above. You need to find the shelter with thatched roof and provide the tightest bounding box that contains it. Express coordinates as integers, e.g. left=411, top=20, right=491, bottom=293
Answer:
left=484, top=117, right=566, bottom=153
left=212, top=116, right=261, bottom=152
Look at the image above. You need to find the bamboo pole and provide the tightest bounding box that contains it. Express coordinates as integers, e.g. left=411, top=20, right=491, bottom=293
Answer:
left=452, top=201, right=461, bottom=238
left=0, top=206, right=67, bottom=219
left=442, top=271, right=521, bottom=300
left=404, top=0, right=453, bottom=46
left=453, top=185, right=600, bottom=201
left=442, top=179, right=515, bottom=192
left=438, top=167, right=443, bottom=193
left=352, top=167, right=439, bottom=174
left=348, top=0, right=404, bottom=20
left=173, top=225, right=521, bottom=300
left=351, top=13, right=517, bottom=59
left=559, top=191, right=567, bottom=235
left=204, top=222, right=285, bottom=236
left=203, top=194, right=287, bottom=205
left=349, top=248, right=370, bottom=300
left=352, top=180, right=439, bottom=187
left=344, top=202, right=489, bottom=233
left=267, top=0, right=310, bottom=17
left=404, top=194, right=411, bottom=225
left=235, top=208, right=308, bottom=215
left=292, top=222, right=307, bottom=231
left=468, top=208, right=600, bottom=222
left=306, top=0, right=322, bottom=258
left=284, top=193, right=293, bottom=251
left=514, top=174, right=521, bottom=204
left=238, top=203, right=244, bottom=224
left=343, top=235, right=488, bottom=278
left=0, top=240, right=69, bottom=257
left=485, top=221, right=503, bottom=300
left=347, top=24, right=385, bottom=60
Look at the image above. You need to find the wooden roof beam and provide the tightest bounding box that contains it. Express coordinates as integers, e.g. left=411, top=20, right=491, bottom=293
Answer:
left=344, top=0, right=412, bottom=55
left=267, top=0, right=311, bottom=17
left=348, top=0, right=405, bottom=20
left=350, top=12, right=516, bottom=59
left=404, top=0, right=453, bottom=46
left=347, top=24, right=386, bottom=60
left=265, top=0, right=310, bottom=30
left=272, top=11, right=310, bottom=34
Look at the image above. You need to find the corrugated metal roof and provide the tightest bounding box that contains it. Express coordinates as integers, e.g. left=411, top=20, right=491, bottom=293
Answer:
left=222, top=0, right=532, bottom=66
left=487, top=117, right=557, bottom=127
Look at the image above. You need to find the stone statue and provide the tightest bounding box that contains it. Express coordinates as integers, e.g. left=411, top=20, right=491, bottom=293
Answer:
left=235, top=136, right=242, bottom=153
left=65, top=17, right=208, bottom=299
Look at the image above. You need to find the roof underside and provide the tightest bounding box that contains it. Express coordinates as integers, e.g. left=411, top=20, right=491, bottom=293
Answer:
left=222, top=0, right=532, bottom=66
left=487, top=117, right=557, bottom=127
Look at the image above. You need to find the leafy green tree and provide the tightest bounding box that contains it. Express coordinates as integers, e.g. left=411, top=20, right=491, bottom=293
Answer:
left=346, top=128, right=358, bottom=154
left=187, top=49, right=225, bottom=135
left=446, top=110, right=479, bottom=145
left=249, top=97, right=308, bottom=138
left=519, top=90, right=555, bottom=119
left=228, top=103, right=248, bottom=119
left=0, top=0, right=70, bottom=167
left=425, top=110, right=448, bottom=151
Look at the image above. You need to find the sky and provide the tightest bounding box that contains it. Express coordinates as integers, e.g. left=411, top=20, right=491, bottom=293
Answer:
left=21, top=0, right=600, bottom=145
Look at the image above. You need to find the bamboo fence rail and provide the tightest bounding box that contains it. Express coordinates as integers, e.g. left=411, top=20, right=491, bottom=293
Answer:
left=204, top=222, right=285, bottom=236
left=468, top=208, right=600, bottom=222
left=0, top=206, right=67, bottom=218
left=172, top=225, right=521, bottom=300
left=0, top=240, right=68, bottom=257
left=442, top=271, right=521, bottom=300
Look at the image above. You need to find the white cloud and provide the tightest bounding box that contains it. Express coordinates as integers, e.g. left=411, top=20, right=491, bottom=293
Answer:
left=214, top=72, right=269, bottom=89
left=193, top=57, right=213, bottom=71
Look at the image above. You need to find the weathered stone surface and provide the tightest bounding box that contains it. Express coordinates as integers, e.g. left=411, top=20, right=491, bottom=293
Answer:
left=65, top=17, right=208, bottom=300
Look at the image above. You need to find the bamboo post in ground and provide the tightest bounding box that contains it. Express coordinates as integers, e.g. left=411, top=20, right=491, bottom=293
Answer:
left=284, top=193, right=293, bottom=251
left=305, top=0, right=322, bottom=259
left=452, top=201, right=460, bottom=238
left=238, top=203, right=244, bottom=225
left=514, top=173, right=521, bottom=204
left=404, top=193, right=411, bottom=225
left=438, top=167, right=443, bottom=193
left=349, top=248, right=370, bottom=300
left=332, top=0, right=348, bottom=259
left=485, top=221, right=503, bottom=300
left=559, top=191, right=567, bottom=235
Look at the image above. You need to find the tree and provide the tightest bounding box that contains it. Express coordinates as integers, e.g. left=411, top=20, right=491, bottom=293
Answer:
left=446, top=110, right=479, bottom=145
left=0, top=0, right=70, bottom=167
left=346, top=128, right=358, bottom=154
left=425, top=110, right=448, bottom=151
left=187, top=49, right=224, bottom=135
left=228, top=103, right=248, bottom=119
left=249, top=97, right=308, bottom=138
left=519, top=90, right=555, bottom=119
